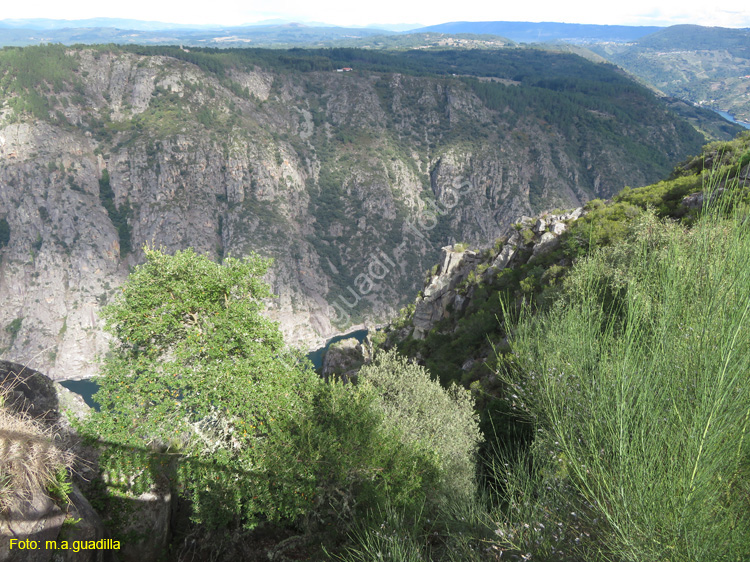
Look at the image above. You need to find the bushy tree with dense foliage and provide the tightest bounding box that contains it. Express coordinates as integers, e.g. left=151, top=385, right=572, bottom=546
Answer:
left=357, top=351, right=482, bottom=505
left=87, top=247, right=478, bottom=536
left=89, top=247, right=318, bottom=527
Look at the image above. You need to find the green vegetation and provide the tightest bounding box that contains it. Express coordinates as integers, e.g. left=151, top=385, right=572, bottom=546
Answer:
left=357, top=136, right=750, bottom=562
left=592, top=26, right=750, bottom=123
left=358, top=351, right=481, bottom=504
left=494, top=194, right=750, bottom=560
left=0, top=218, right=9, bottom=248
left=0, top=44, right=81, bottom=120
left=368, top=133, right=750, bottom=561
left=5, top=317, right=22, bottom=344
left=46, top=466, right=74, bottom=505
left=85, top=247, right=479, bottom=555
left=98, top=169, right=132, bottom=256
left=662, top=97, right=744, bottom=142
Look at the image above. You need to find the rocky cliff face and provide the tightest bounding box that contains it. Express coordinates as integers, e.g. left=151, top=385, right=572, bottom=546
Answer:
left=410, top=208, right=584, bottom=340
left=0, top=47, right=707, bottom=379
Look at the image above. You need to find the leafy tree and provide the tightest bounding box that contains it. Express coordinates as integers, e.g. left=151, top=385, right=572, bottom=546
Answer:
left=87, top=247, right=458, bottom=533
left=89, top=247, right=321, bottom=528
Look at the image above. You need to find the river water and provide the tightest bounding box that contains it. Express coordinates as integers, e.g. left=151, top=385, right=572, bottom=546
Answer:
left=60, top=328, right=369, bottom=410
left=714, top=109, right=750, bottom=129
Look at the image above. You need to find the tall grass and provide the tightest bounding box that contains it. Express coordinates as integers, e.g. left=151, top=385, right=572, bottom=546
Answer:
left=500, top=182, right=750, bottom=560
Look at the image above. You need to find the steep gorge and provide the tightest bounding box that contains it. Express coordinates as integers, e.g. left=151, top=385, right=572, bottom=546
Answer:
left=0, top=45, right=709, bottom=379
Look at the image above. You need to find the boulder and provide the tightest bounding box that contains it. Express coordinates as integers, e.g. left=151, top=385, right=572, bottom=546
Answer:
left=322, top=337, right=372, bottom=381
left=0, top=361, right=107, bottom=562
left=550, top=220, right=567, bottom=235
left=534, top=217, right=548, bottom=234
left=530, top=232, right=560, bottom=260
left=0, top=493, right=66, bottom=562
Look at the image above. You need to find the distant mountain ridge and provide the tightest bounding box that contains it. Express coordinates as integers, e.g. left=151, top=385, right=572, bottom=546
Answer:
left=2, top=18, right=748, bottom=50
left=411, top=21, right=664, bottom=43
left=0, top=20, right=392, bottom=47
left=631, top=24, right=750, bottom=56
left=0, top=18, right=669, bottom=48
left=591, top=24, right=750, bottom=122
left=0, top=18, right=225, bottom=31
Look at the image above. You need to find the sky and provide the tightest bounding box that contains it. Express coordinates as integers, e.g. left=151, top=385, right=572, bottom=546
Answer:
left=3, top=0, right=750, bottom=29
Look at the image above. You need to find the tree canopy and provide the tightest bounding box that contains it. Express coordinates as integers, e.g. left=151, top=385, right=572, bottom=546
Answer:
left=87, top=247, right=481, bottom=533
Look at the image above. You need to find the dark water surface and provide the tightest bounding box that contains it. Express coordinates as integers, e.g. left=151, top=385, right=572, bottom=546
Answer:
left=307, top=328, right=369, bottom=370
left=60, top=328, right=369, bottom=410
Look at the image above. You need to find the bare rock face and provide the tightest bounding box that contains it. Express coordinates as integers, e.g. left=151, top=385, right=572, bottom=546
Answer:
left=531, top=231, right=560, bottom=259
left=0, top=493, right=67, bottom=562
left=413, top=246, right=482, bottom=339
left=0, top=48, right=699, bottom=379
left=0, top=360, right=89, bottom=438
left=0, top=486, right=109, bottom=562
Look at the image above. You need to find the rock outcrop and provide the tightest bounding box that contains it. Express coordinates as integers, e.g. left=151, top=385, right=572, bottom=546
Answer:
left=411, top=208, right=584, bottom=339
left=321, top=337, right=373, bottom=381
left=413, top=247, right=482, bottom=339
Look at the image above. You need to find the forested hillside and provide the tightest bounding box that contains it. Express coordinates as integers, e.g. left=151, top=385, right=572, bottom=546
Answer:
left=591, top=25, right=750, bottom=123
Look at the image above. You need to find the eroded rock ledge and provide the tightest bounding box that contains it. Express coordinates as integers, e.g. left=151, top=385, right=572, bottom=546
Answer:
left=412, top=208, right=584, bottom=339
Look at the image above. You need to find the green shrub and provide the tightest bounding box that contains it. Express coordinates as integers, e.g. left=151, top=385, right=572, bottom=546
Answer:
left=46, top=466, right=73, bottom=505
left=358, top=350, right=482, bottom=505
left=98, top=169, right=132, bottom=256
left=0, top=218, right=10, bottom=248
left=5, top=318, right=22, bottom=342
left=499, top=200, right=750, bottom=561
